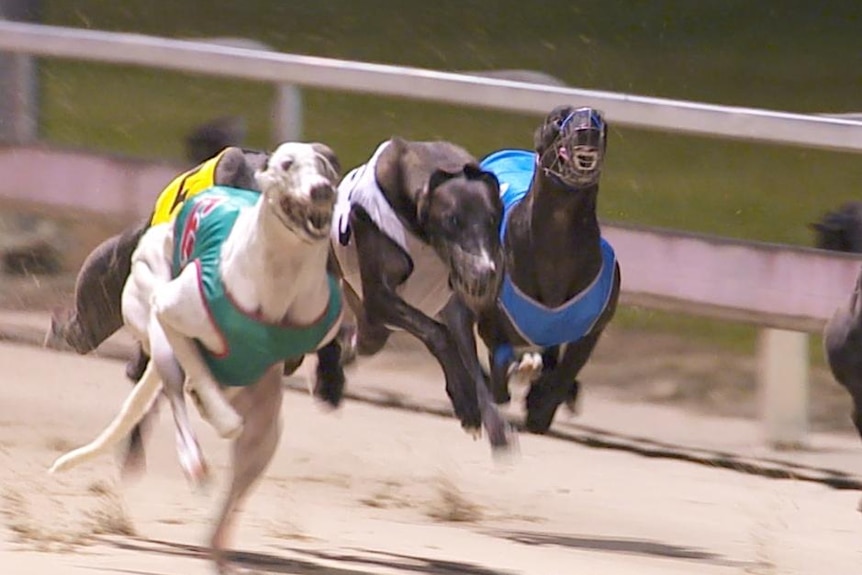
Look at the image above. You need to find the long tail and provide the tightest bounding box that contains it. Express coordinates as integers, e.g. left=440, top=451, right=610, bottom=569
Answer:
left=49, top=361, right=162, bottom=474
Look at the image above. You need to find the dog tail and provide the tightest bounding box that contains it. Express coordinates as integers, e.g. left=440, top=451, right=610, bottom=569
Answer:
left=49, top=361, right=162, bottom=474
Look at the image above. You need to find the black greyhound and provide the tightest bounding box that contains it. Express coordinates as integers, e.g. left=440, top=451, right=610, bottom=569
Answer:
left=814, top=202, right=862, bottom=508
left=458, top=105, right=622, bottom=434
left=811, top=201, right=862, bottom=253
left=320, top=137, right=513, bottom=450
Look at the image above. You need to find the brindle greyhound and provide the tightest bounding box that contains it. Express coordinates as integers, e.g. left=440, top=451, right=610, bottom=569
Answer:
left=49, top=142, right=344, bottom=571
left=457, top=106, right=622, bottom=434
left=813, top=202, right=862, bottom=509
left=323, top=137, right=514, bottom=450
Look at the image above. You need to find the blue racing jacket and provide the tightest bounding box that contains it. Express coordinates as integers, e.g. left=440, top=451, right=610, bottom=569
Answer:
left=479, top=149, right=618, bottom=367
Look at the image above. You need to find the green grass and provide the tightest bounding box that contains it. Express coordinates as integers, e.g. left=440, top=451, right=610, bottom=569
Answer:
left=34, top=0, right=862, bottom=353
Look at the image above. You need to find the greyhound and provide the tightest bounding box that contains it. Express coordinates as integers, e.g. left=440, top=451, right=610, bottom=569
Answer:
left=49, top=141, right=344, bottom=571
left=458, top=106, right=622, bottom=434
left=323, top=137, right=514, bottom=450
left=813, top=202, right=862, bottom=510
left=810, top=201, right=862, bottom=253
left=43, top=146, right=269, bottom=477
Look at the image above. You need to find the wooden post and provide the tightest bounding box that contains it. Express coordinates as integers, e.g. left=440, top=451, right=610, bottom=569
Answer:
left=758, top=327, right=809, bottom=449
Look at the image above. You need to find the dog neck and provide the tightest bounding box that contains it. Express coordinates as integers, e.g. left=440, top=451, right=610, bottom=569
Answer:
left=511, top=165, right=603, bottom=308
left=219, top=197, right=331, bottom=324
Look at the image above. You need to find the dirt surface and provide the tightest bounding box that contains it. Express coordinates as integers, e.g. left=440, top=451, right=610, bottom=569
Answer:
left=1, top=341, right=861, bottom=575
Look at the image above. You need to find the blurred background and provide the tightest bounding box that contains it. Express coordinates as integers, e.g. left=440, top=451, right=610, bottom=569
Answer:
left=1, top=0, right=861, bottom=433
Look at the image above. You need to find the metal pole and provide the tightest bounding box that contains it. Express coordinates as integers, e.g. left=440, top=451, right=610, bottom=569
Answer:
left=196, top=37, right=303, bottom=144
left=0, top=0, right=40, bottom=143
left=273, top=83, right=302, bottom=142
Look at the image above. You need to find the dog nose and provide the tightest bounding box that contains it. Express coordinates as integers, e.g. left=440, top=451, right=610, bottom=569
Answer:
left=310, top=182, right=335, bottom=204
left=474, top=249, right=497, bottom=275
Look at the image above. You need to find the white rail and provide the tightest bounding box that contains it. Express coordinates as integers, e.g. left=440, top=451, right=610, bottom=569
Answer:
left=2, top=21, right=862, bottom=152
left=1, top=21, right=858, bottom=449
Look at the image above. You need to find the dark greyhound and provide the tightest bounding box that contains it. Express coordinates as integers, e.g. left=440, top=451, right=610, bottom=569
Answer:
left=323, top=137, right=514, bottom=450
left=814, top=202, right=862, bottom=509
left=458, top=106, right=622, bottom=434
left=810, top=201, right=862, bottom=253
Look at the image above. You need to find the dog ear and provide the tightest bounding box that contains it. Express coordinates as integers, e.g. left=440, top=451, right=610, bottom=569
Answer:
left=534, top=106, right=568, bottom=153
left=428, top=167, right=460, bottom=193
left=417, top=168, right=458, bottom=225
left=310, top=142, right=341, bottom=180
left=462, top=162, right=500, bottom=195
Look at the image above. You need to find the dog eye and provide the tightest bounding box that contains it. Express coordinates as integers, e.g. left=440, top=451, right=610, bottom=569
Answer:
left=280, top=159, right=294, bottom=171
left=446, top=214, right=459, bottom=228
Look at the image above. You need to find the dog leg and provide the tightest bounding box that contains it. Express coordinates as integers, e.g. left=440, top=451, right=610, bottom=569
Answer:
left=119, top=223, right=175, bottom=480
left=525, top=334, right=600, bottom=433
left=120, top=342, right=154, bottom=481
left=486, top=348, right=514, bottom=405
left=514, top=352, right=543, bottom=380
left=335, top=279, right=362, bottom=364
left=148, top=312, right=209, bottom=488
left=441, top=297, right=514, bottom=452
left=349, top=210, right=481, bottom=432
left=376, top=295, right=481, bottom=431
left=210, top=366, right=283, bottom=573
left=313, top=338, right=346, bottom=409
left=152, top=264, right=243, bottom=440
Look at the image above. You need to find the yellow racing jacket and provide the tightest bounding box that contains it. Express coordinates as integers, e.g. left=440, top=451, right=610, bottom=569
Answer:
left=150, top=148, right=229, bottom=226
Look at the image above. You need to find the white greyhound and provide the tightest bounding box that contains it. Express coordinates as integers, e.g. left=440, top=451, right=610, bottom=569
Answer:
left=49, top=141, right=343, bottom=571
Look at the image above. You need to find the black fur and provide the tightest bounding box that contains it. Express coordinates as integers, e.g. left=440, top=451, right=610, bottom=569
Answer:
left=465, top=106, right=621, bottom=434
left=317, top=138, right=513, bottom=450
left=814, top=202, right=862, bottom=453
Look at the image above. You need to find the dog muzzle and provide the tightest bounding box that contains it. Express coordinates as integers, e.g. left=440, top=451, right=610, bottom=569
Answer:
left=543, top=107, right=607, bottom=188
left=447, top=246, right=504, bottom=312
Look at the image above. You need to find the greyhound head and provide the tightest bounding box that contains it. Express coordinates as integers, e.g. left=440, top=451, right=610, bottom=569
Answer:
left=255, top=142, right=341, bottom=243
left=810, top=202, right=862, bottom=254
left=535, top=105, right=608, bottom=188
left=417, top=164, right=504, bottom=311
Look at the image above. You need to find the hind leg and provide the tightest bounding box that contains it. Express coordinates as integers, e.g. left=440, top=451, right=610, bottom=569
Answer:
left=210, top=366, right=283, bottom=572
left=153, top=263, right=243, bottom=439
left=120, top=342, right=156, bottom=481
left=45, top=221, right=148, bottom=354
left=148, top=311, right=210, bottom=486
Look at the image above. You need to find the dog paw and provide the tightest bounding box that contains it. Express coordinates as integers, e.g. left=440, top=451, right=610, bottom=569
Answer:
left=463, top=425, right=482, bottom=441
left=563, top=394, right=582, bottom=416
left=510, top=353, right=543, bottom=386
left=338, top=324, right=358, bottom=365
left=179, top=449, right=211, bottom=492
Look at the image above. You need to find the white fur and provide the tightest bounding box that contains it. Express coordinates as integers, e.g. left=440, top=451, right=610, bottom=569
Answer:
left=50, top=141, right=341, bottom=474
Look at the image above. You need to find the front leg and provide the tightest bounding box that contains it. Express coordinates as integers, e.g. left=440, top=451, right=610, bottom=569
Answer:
left=525, top=331, right=602, bottom=433
left=313, top=338, right=346, bottom=408
left=351, top=209, right=481, bottom=431
left=441, top=296, right=513, bottom=450
left=152, top=264, right=243, bottom=439
left=476, top=314, right=517, bottom=405
left=373, top=290, right=481, bottom=430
